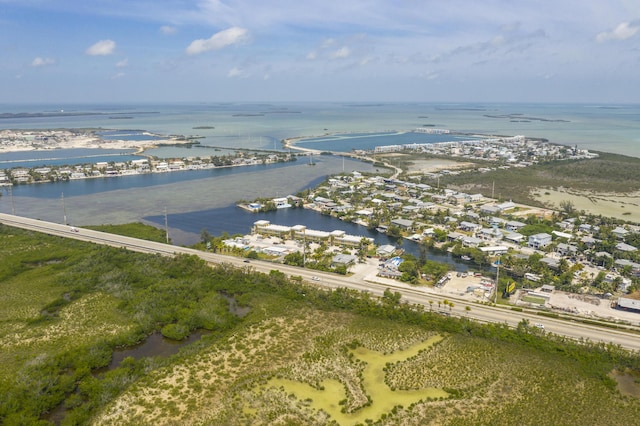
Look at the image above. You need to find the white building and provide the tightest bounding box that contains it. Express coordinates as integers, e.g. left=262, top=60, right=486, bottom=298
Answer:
left=528, top=233, right=552, bottom=249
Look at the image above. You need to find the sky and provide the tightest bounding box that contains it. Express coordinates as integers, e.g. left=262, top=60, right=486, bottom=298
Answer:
left=1, top=0, right=639, bottom=104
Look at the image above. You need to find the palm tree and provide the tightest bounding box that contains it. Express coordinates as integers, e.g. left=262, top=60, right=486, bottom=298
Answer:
left=429, top=300, right=434, bottom=312
left=449, top=302, right=454, bottom=312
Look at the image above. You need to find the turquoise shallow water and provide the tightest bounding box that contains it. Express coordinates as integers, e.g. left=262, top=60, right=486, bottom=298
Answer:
left=1, top=102, right=638, bottom=157
left=1, top=102, right=638, bottom=244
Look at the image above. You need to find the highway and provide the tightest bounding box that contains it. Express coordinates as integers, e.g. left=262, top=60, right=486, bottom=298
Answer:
left=2, top=212, right=640, bottom=352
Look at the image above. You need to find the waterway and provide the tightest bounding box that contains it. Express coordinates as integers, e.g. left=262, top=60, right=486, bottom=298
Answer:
left=0, top=148, right=140, bottom=168
left=1, top=154, right=481, bottom=271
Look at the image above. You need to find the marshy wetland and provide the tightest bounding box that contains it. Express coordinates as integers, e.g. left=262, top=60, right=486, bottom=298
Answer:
left=2, top=224, right=640, bottom=425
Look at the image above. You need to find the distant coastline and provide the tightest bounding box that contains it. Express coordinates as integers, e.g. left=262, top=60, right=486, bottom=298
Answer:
left=0, top=111, right=159, bottom=119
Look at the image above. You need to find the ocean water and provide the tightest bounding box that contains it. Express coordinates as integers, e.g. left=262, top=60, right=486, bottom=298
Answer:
left=1, top=102, right=639, bottom=246
left=1, top=102, right=639, bottom=157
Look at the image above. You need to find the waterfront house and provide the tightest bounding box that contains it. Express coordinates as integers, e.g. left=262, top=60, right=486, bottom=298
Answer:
left=462, top=236, right=483, bottom=247
left=376, top=244, right=397, bottom=258
left=391, top=218, right=414, bottom=231
left=253, top=220, right=292, bottom=239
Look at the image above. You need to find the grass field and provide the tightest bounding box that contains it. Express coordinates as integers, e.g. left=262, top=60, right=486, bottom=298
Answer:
left=2, top=224, right=640, bottom=425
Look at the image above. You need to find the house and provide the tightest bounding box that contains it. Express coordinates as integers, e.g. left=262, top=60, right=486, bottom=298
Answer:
left=505, top=220, right=526, bottom=232
left=479, top=245, right=508, bottom=255
left=529, top=233, right=552, bottom=249
left=615, top=259, right=640, bottom=276
left=391, top=218, right=414, bottom=230
left=488, top=217, right=506, bottom=227
left=616, top=242, right=638, bottom=253
left=466, top=211, right=481, bottom=221
left=331, top=254, right=357, bottom=268
left=479, top=227, right=503, bottom=241
left=540, top=257, right=560, bottom=269
left=449, top=193, right=470, bottom=205
left=556, top=243, right=578, bottom=256
left=612, top=227, right=629, bottom=239
left=376, top=244, right=397, bottom=257
left=503, top=230, right=525, bottom=244
left=459, top=221, right=482, bottom=232
left=557, top=218, right=576, bottom=230
left=480, top=205, right=501, bottom=215
left=552, top=230, right=573, bottom=240
left=496, top=201, right=516, bottom=211
left=578, top=224, right=592, bottom=233
left=617, top=292, right=640, bottom=312
left=462, top=236, right=483, bottom=247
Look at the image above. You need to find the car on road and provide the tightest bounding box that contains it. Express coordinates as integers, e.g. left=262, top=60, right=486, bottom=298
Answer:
left=534, top=323, right=545, bottom=329
left=311, top=276, right=320, bottom=281
left=243, top=260, right=250, bottom=263
left=69, top=227, right=79, bottom=232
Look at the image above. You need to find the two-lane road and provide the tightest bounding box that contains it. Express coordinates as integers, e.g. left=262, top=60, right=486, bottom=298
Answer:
left=2, top=213, right=640, bottom=351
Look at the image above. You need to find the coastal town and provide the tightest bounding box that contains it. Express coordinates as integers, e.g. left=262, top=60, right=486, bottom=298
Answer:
left=2, top=128, right=639, bottom=323
left=0, top=129, right=295, bottom=185
left=233, top=167, right=640, bottom=324
left=2, top=127, right=598, bottom=185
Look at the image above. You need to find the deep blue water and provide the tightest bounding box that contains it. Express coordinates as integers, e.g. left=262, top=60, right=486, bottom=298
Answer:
left=146, top=204, right=483, bottom=272
left=6, top=160, right=303, bottom=199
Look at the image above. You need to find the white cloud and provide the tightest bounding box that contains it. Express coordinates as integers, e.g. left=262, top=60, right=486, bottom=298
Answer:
left=186, top=27, right=250, bottom=55
left=111, top=72, right=126, bottom=79
left=116, top=58, right=128, bottom=68
left=596, top=22, right=639, bottom=42
left=306, top=51, right=317, bottom=60
left=32, top=57, right=55, bottom=67
left=227, top=67, right=248, bottom=78
left=331, top=46, right=350, bottom=59
left=160, top=25, right=177, bottom=35
left=321, top=38, right=336, bottom=48
left=86, top=40, right=116, bottom=56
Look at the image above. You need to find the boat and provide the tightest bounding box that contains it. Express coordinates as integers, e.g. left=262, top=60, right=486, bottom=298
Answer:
left=461, top=255, right=471, bottom=261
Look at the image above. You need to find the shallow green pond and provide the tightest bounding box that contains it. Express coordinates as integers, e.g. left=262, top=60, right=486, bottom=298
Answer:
left=262, top=335, right=449, bottom=424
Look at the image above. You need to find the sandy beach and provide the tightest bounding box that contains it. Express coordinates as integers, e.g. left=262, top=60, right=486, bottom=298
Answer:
left=0, top=129, right=189, bottom=154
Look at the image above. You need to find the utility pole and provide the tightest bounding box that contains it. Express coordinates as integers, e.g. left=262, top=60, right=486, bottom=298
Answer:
left=494, top=255, right=501, bottom=304
left=62, top=192, right=67, bottom=225
left=164, top=207, right=169, bottom=244
left=9, top=185, right=15, bottom=215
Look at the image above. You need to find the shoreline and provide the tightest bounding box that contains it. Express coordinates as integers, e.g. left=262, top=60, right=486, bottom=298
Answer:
left=0, top=128, right=195, bottom=155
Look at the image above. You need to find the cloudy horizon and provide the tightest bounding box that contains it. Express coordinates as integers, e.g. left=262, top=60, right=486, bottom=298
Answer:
left=1, top=0, right=639, bottom=103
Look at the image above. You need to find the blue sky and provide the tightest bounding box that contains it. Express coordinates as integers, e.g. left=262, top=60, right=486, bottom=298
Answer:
left=1, top=0, right=639, bottom=103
